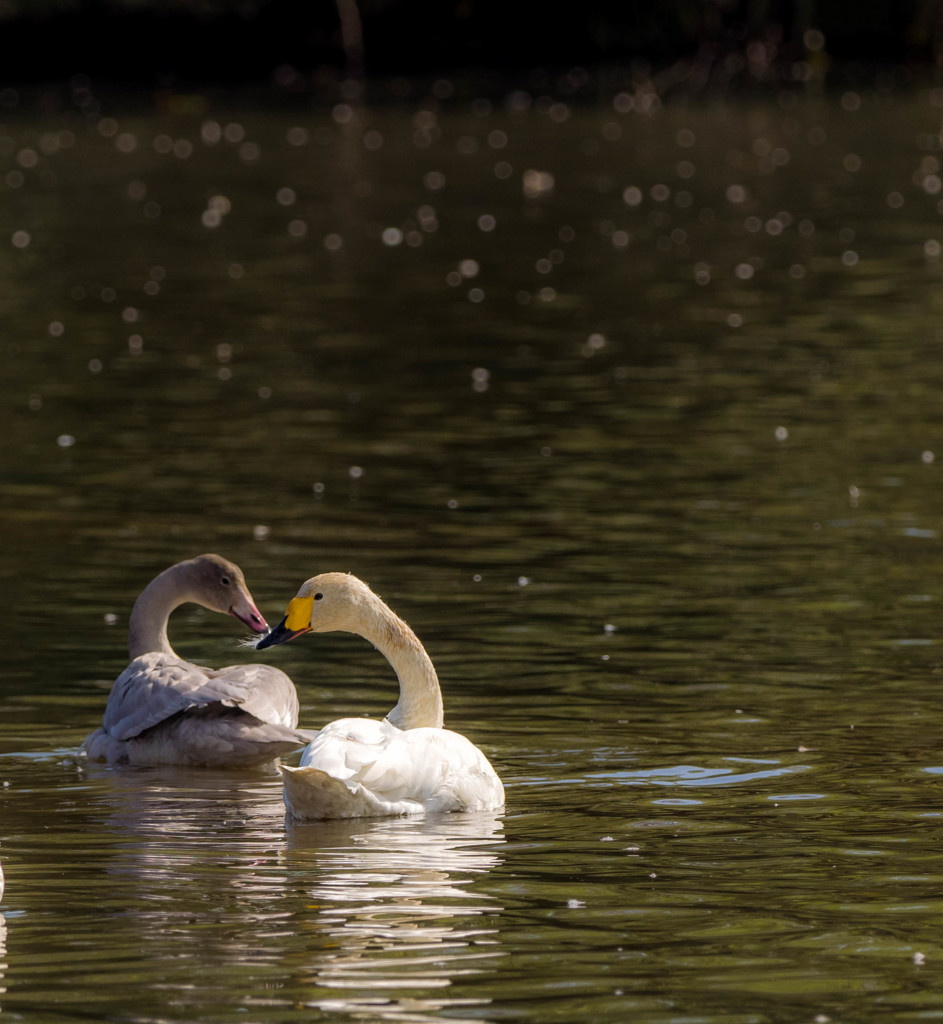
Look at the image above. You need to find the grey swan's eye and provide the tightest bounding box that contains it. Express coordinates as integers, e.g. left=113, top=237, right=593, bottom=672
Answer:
left=314, top=593, right=323, bottom=601
left=220, top=576, right=231, bottom=586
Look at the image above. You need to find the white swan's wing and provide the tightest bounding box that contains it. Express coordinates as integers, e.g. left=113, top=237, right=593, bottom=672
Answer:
left=285, top=719, right=504, bottom=819
left=299, top=718, right=397, bottom=776
left=409, top=727, right=505, bottom=812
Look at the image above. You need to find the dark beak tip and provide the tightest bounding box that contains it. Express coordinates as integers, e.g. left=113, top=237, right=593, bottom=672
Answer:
left=253, top=615, right=305, bottom=651
left=255, top=629, right=277, bottom=650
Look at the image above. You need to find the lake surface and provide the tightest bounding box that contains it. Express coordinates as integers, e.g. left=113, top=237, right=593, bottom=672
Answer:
left=4, top=82, right=943, bottom=1021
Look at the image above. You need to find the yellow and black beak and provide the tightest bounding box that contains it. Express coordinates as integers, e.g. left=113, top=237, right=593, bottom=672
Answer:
left=255, top=596, right=313, bottom=650
left=255, top=616, right=308, bottom=649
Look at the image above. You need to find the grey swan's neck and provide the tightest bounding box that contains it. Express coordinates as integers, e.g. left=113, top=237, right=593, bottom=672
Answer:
left=127, top=563, right=195, bottom=659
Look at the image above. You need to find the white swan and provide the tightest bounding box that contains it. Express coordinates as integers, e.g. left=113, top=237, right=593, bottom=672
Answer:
left=83, top=554, right=313, bottom=767
left=255, top=573, right=504, bottom=820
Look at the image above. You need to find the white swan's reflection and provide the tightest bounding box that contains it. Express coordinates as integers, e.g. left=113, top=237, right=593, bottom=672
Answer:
left=287, top=811, right=506, bottom=1023
left=0, top=914, right=6, bottom=1003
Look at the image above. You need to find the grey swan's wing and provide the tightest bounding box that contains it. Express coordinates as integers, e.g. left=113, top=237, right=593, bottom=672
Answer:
left=205, top=661, right=302, bottom=730
left=102, top=654, right=307, bottom=741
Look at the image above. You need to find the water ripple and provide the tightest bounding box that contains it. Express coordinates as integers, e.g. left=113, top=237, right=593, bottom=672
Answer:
left=586, top=762, right=812, bottom=788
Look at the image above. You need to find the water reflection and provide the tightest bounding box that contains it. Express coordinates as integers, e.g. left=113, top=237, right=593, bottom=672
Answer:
left=0, top=915, right=6, bottom=1007
left=8, top=86, right=943, bottom=1023
left=587, top=759, right=812, bottom=788
left=81, top=763, right=290, bottom=906
left=287, top=812, right=505, bottom=1023
left=86, top=763, right=286, bottom=838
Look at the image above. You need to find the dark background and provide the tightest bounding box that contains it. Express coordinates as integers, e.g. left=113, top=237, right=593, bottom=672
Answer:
left=0, top=0, right=938, bottom=94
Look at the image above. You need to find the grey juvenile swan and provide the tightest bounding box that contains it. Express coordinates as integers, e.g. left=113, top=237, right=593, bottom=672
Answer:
left=83, top=554, right=312, bottom=767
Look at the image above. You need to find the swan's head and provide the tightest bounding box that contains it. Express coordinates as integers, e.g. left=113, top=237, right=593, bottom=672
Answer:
left=255, top=572, right=371, bottom=650
left=187, top=554, right=269, bottom=634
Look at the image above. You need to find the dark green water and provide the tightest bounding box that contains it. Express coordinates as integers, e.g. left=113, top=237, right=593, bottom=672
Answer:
left=3, top=86, right=943, bottom=1021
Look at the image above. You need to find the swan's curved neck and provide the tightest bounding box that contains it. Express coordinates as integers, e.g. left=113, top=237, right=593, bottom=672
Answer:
left=357, top=595, right=444, bottom=730
left=127, top=564, right=190, bottom=659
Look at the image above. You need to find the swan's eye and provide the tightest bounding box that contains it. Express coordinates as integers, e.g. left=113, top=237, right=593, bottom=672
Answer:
left=314, top=593, right=323, bottom=601
left=220, top=576, right=231, bottom=586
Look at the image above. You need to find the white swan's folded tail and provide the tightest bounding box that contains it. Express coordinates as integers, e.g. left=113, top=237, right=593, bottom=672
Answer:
left=280, top=763, right=426, bottom=819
